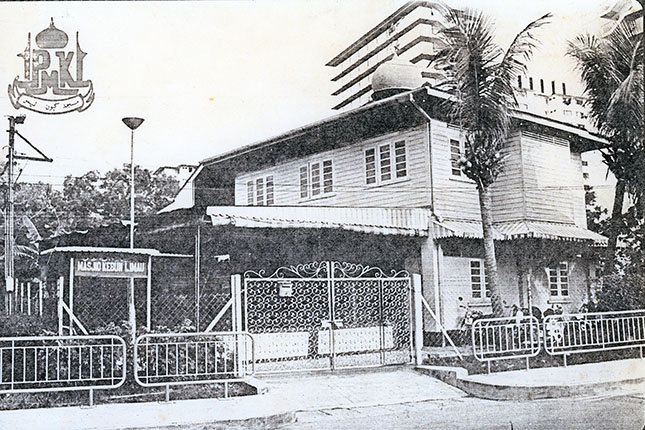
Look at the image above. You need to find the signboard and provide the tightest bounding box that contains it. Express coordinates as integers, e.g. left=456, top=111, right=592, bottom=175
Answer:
left=75, top=257, right=147, bottom=278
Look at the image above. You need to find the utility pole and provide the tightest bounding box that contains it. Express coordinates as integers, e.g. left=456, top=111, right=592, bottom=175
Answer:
left=5, top=116, right=23, bottom=296
left=4, top=115, right=52, bottom=301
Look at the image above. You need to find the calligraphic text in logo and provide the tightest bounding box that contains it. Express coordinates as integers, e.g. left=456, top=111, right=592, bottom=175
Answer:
left=8, top=18, right=94, bottom=115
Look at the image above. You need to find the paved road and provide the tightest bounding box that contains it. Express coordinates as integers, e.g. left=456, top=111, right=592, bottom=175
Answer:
left=286, top=391, right=645, bottom=429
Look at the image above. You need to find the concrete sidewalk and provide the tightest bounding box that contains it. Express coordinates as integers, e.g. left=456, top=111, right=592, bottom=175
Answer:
left=0, top=392, right=295, bottom=430
left=261, top=366, right=465, bottom=411
left=417, top=358, right=645, bottom=400
left=0, top=367, right=464, bottom=430
left=0, top=361, right=643, bottom=429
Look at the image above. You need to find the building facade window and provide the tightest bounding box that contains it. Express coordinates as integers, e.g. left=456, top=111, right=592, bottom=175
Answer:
left=300, top=159, right=333, bottom=199
left=247, top=175, right=274, bottom=206
left=470, top=259, right=489, bottom=299
left=548, top=262, right=569, bottom=297
left=450, top=139, right=464, bottom=176
left=364, top=141, right=407, bottom=185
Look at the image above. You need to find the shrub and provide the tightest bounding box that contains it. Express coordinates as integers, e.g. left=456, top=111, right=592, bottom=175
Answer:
left=585, top=273, right=645, bottom=312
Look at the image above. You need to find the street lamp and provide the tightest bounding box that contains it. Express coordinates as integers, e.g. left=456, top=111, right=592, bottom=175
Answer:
left=122, top=117, right=143, bottom=343
left=122, top=117, right=144, bottom=249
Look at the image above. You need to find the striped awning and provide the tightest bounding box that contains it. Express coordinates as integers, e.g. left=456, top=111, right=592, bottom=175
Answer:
left=433, top=219, right=608, bottom=246
left=206, top=206, right=431, bottom=237
left=205, top=206, right=607, bottom=245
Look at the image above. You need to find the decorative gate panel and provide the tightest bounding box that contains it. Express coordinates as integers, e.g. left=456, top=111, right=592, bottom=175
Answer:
left=244, top=261, right=411, bottom=373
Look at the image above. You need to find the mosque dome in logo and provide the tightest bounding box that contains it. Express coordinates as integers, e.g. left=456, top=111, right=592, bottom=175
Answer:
left=35, top=18, right=68, bottom=49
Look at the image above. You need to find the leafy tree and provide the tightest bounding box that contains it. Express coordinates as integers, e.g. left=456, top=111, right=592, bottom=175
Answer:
left=567, top=21, right=644, bottom=273
left=1, top=164, right=179, bottom=279
left=584, top=186, right=609, bottom=235
left=435, top=7, right=551, bottom=315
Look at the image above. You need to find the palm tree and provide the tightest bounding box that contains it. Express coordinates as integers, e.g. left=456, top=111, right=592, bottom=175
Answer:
left=567, top=21, right=644, bottom=273
left=435, top=8, right=551, bottom=315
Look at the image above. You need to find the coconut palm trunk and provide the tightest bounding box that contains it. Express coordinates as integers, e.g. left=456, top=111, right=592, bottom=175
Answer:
left=478, top=185, right=502, bottom=315
left=435, top=7, right=551, bottom=316
left=606, top=179, right=626, bottom=273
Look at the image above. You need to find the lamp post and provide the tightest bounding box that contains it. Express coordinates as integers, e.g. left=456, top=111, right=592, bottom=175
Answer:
left=122, top=117, right=144, bottom=248
left=122, top=117, right=144, bottom=343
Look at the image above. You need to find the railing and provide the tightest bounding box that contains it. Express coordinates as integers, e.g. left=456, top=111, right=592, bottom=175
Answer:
left=133, top=332, right=254, bottom=399
left=0, top=335, right=126, bottom=405
left=544, top=310, right=645, bottom=364
left=3, top=280, right=44, bottom=316
left=472, top=316, right=541, bottom=372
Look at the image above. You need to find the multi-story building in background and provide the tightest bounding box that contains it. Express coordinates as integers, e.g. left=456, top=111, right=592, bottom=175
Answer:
left=326, top=1, right=447, bottom=111
left=154, top=164, right=198, bottom=185
left=326, top=1, right=592, bottom=129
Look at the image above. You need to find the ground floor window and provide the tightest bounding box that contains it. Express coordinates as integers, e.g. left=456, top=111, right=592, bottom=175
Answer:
left=548, top=262, right=569, bottom=297
left=470, top=259, right=489, bottom=299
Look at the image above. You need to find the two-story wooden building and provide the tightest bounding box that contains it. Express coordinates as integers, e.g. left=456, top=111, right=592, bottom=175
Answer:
left=159, top=67, right=606, bottom=336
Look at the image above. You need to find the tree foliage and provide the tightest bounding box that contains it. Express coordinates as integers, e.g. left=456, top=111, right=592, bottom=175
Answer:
left=1, top=164, right=179, bottom=277
left=567, top=21, right=644, bottom=273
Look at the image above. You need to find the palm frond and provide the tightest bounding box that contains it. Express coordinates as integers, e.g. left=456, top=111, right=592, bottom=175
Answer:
left=438, top=8, right=551, bottom=183
left=498, top=13, right=552, bottom=78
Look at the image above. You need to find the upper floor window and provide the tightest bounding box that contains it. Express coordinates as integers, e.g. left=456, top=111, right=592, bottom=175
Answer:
left=364, top=141, right=407, bottom=185
left=247, top=175, right=274, bottom=206
left=470, top=259, right=489, bottom=299
left=300, top=160, right=333, bottom=200
left=548, top=262, right=569, bottom=297
left=450, top=139, right=464, bottom=176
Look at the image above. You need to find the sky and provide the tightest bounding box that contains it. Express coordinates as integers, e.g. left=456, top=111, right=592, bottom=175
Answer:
left=0, top=0, right=621, bottom=203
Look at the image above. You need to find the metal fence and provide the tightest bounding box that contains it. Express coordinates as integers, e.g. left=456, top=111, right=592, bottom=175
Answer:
left=0, top=335, right=126, bottom=405
left=472, top=316, right=541, bottom=372
left=3, top=280, right=45, bottom=317
left=133, top=332, right=254, bottom=399
left=544, top=310, right=645, bottom=358
left=472, top=309, right=645, bottom=372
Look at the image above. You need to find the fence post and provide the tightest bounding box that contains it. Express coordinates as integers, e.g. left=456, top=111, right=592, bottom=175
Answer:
left=231, top=274, right=243, bottom=376
left=20, top=282, right=24, bottom=314
left=27, top=282, right=31, bottom=316
left=38, top=280, right=43, bottom=317
left=57, top=276, right=64, bottom=335
left=413, top=274, right=423, bottom=366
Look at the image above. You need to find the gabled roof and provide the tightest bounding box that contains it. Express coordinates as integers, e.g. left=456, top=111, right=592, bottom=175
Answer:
left=160, top=86, right=606, bottom=214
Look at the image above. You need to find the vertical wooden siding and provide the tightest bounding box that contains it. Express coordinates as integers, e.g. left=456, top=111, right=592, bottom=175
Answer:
left=520, top=132, right=586, bottom=226
left=234, top=125, right=432, bottom=208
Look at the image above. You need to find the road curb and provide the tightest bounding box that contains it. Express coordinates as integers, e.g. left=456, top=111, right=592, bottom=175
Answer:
left=415, top=364, right=645, bottom=400
left=118, top=411, right=297, bottom=430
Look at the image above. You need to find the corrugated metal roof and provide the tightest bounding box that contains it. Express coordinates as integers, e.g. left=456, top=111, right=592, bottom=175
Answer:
left=205, top=206, right=607, bottom=245
left=433, top=219, right=607, bottom=245
left=206, top=206, right=431, bottom=237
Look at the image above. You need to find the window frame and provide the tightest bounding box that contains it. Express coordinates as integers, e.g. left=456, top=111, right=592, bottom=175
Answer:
left=246, top=175, right=274, bottom=206
left=364, top=140, right=407, bottom=186
left=299, top=159, right=334, bottom=201
left=450, top=138, right=465, bottom=177
left=470, top=259, right=490, bottom=300
left=547, top=262, right=569, bottom=298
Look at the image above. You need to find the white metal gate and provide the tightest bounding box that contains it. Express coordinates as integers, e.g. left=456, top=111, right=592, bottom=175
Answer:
left=243, top=261, right=412, bottom=373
